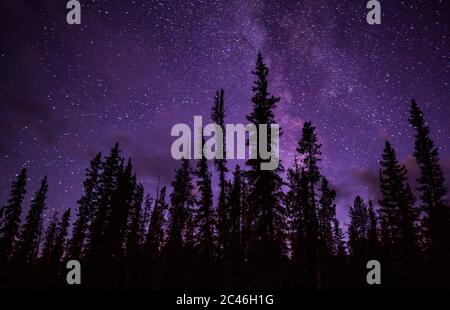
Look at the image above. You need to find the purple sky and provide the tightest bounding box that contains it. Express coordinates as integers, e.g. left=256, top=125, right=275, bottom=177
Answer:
left=1, top=0, right=449, bottom=225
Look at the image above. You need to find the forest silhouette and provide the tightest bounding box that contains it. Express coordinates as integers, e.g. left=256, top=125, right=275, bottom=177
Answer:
left=0, top=53, right=449, bottom=289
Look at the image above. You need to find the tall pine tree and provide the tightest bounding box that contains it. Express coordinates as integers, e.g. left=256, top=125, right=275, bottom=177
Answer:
left=286, top=162, right=306, bottom=288
left=0, top=168, right=27, bottom=261
left=225, top=165, right=244, bottom=287
left=68, top=153, right=101, bottom=260
left=84, top=144, right=122, bottom=287
left=163, top=159, right=194, bottom=288
left=53, top=208, right=71, bottom=266
left=379, top=141, right=418, bottom=252
left=144, top=186, right=167, bottom=288
left=296, top=121, right=322, bottom=288
left=348, top=196, right=369, bottom=286
left=144, top=187, right=167, bottom=258
left=245, top=53, right=285, bottom=288
left=41, top=212, right=58, bottom=266
left=15, top=177, right=48, bottom=265
left=211, top=89, right=228, bottom=259
left=194, top=145, right=215, bottom=287
left=139, top=193, right=153, bottom=246
left=317, top=176, right=337, bottom=288
left=86, top=144, right=121, bottom=262
left=379, top=140, right=419, bottom=286
left=126, top=183, right=144, bottom=258
left=106, top=158, right=136, bottom=259
left=409, top=100, right=449, bottom=252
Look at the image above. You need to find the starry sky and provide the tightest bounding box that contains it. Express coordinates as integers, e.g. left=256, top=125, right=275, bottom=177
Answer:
left=1, top=0, right=449, bottom=223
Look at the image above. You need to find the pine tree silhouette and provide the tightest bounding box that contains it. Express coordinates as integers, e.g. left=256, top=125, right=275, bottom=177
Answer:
left=139, top=193, right=153, bottom=246
left=245, top=53, right=285, bottom=288
left=106, top=158, right=136, bottom=261
left=409, top=100, right=449, bottom=282
left=211, top=89, right=228, bottom=261
left=126, top=183, right=144, bottom=259
left=296, top=122, right=322, bottom=288
left=348, top=196, right=369, bottom=286
left=331, top=218, right=348, bottom=287
left=224, top=165, right=244, bottom=287
left=317, top=176, right=337, bottom=288
left=15, top=176, right=48, bottom=266
left=144, top=186, right=167, bottom=288
left=144, top=187, right=167, bottom=258
left=286, top=162, right=307, bottom=288
left=68, top=153, right=101, bottom=260
left=183, top=208, right=197, bottom=289
left=0, top=168, right=27, bottom=261
left=163, top=159, right=194, bottom=288
left=125, top=183, right=144, bottom=287
left=43, top=208, right=71, bottom=287
left=86, top=144, right=121, bottom=265
left=41, top=212, right=58, bottom=267
left=379, top=141, right=418, bottom=251
left=194, top=141, right=216, bottom=288
left=53, top=209, right=71, bottom=266
left=40, top=211, right=59, bottom=287
left=84, top=144, right=122, bottom=287
left=379, top=140, right=419, bottom=286
left=367, top=200, right=379, bottom=259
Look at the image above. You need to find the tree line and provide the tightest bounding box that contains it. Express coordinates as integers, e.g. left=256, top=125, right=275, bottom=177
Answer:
left=0, top=53, right=449, bottom=289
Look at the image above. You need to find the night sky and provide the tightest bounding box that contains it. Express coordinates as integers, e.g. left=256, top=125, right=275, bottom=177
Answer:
left=1, top=0, right=449, bottom=224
